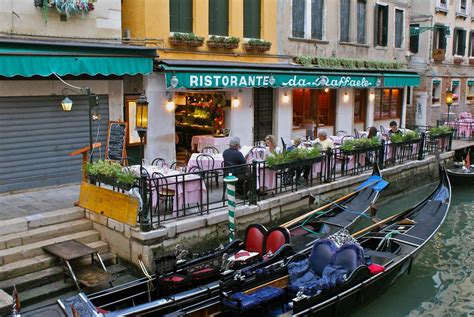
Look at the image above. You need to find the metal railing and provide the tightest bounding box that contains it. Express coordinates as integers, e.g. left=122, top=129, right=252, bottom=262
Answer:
left=125, top=132, right=454, bottom=229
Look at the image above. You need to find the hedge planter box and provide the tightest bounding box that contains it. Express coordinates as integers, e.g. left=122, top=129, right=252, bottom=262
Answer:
left=244, top=44, right=271, bottom=52
left=268, top=156, right=323, bottom=171
left=207, top=42, right=239, bottom=49
left=88, top=176, right=136, bottom=192
left=341, top=146, right=381, bottom=155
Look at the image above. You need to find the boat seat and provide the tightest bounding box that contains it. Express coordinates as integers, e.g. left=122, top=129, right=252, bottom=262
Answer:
left=330, top=244, right=365, bottom=274
left=188, top=266, right=219, bottom=282
left=158, top=273, right=191, bottom=292
left=309, top=239, right=338, bottom=276
left=263, top=227, right=291, bottom=255
left=222, top=286, right=284, bottom=312
left=244, top=224, right=267, bottom=255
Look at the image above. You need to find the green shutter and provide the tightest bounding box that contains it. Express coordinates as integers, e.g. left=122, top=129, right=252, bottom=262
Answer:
left=180, top=0, right=193, bottom=33
left=170, top=0, right=179, bottom=32
left=433, top=79, right=441, bottom=85
left=209, top=0, right=228, bottom=35
left=468, top=80, right=474, bottom=85
left=244, top=0, right=260, bottom=38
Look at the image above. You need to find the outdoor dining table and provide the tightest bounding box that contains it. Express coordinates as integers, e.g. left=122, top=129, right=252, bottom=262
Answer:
left=191, top=135, right=231, bottom=153
left=129, top=165, right=206, bottom=215
left=446, top=119, right=473, bottom=138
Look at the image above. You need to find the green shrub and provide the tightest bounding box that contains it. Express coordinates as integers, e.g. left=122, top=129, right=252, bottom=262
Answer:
left=266, top=147, right=322, bottom=168
left=429, top=126, right=453, bottom=137
left=247, top=39, right=271, bottom=47
left=86, top=160, right=137, bottom=189
left=340, top=137, right=381, bottom=152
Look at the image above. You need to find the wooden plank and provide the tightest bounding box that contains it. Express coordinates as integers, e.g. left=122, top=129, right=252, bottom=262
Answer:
left=79, top=182, right=139, bottom=227
left=43, top=240, right=95, bottom=261
left=244, top=276, right=289, bottom=294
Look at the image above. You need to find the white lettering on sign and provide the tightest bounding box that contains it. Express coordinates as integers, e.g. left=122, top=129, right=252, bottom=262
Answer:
left=182, top=74, right=375, bottom=88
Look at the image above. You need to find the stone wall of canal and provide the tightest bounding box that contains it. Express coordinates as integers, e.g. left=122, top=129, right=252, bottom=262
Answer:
left=85, top=152, right=453, bottom=270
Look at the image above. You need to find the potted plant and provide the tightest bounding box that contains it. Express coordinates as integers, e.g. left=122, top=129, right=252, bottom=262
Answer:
left=428, top=126, right=453, bottom=138
left=207, top=35, right=225, bottom=48
left=453, top=56, right=464, bottom=64
left=266, top=147, right=322, bottom=170
left=340, top=137, right=381, bottom=154
left=224, top=36, right=240, bottom=49
left=244, top=39, right=272, bottom=51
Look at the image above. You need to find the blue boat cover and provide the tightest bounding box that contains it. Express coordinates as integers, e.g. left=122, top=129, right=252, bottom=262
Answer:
left=223, top=286, right=284, bottom=311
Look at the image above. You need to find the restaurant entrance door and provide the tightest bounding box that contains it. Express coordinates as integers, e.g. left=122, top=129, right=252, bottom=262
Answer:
left=253, top=88, right=273, bottom=143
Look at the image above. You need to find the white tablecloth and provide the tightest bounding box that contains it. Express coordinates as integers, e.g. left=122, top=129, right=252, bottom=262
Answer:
left=191, top=135, right=231, bottom=153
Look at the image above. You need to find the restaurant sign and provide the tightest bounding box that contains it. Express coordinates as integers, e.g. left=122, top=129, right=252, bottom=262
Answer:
left=165, top=72, right=381, bottom=89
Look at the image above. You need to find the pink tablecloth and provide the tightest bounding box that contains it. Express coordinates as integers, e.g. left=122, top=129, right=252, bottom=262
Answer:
left=130, top=166, right=206, bottom=214
left=191, top=135, right=231, bottom=153
left=447, top=119, right=474, bottom=138
left=187, top=153, right=224, bottom=171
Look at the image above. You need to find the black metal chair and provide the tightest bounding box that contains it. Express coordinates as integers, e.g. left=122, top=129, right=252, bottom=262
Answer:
left=196, top=153, right=219, bottom=189
left=353, top=128, right=360, bottom=139
left=150, top=172, right=175, bottom=219
left=151, top=158, right=166, bottom=168
left=246, top=146, right=267, bottom=161
left=170, top=161, right=188, bottom=173
left=201, top=146, right=219, bottom=154
left=336, top=130, right=348, bottom=137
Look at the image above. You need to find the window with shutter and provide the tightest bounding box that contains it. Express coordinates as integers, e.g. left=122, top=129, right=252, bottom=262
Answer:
left=410, top=24, right=419, bottom=53
left=292, top=0, right=305, bottom=38
left=169, top=0, right=193, bottom=33
left=453, top=28, right=466, bottom=56
left=357, top=0, right=366, bottom=44
left=311, top=0, right=324, bottom=40
left=340, top=0, right=350, bottom=42
left=433, top=25, right=447, bottom=50
left=374, top=4, right=388, bottom=47
left=244, top=0, right=261, bottom=38
left=469, top=31, right=474, bottom=56
left=209, top=0, right=229, bottom=36
left=394, top=9, right=404, bottom=48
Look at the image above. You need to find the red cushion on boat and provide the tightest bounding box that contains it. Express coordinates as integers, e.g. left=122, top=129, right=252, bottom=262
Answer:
left=161, top=275, right=186, bottom=282
left=265, top=229, right=288, bottom=254
left=244, top=226, right=265, bottom=255
left=368, top=263, right=385, bottom=274
left=235, top=251, right=251, bottom=259
left=189, top=267, right=217, bottom=280
left=96, top=307, right=109, bottom=314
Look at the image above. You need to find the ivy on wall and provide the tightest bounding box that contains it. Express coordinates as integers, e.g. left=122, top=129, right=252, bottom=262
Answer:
left=293, top=56, right=406, bottom=70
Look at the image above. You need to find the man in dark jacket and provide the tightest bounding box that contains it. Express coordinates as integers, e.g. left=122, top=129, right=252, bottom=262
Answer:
left=223, top=137, right=249, bottom=196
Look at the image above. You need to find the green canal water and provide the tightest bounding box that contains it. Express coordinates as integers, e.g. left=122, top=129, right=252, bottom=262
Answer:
left=353, top=183, right=474, bottom=317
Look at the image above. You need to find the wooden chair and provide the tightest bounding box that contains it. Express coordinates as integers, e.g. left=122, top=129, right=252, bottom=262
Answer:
left=151, top=158, right=166, bottom=168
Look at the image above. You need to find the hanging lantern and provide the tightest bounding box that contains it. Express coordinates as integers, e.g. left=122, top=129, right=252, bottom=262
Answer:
left=136, top=92, right=148, bottom=131
left=61, top=97, right=73, bottom=111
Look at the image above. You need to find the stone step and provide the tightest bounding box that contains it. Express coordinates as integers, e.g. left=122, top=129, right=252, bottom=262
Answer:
left=0, top=207, right=84, bottom=237
left=19, top=280, right=76, bottom=308
left=0, top=245, right=114, bottom=281
left=0, top=219, right=93, bottom=250
left=0, top=230, right=100, bottom=265
left=0, top=266, right=63, bottom=293
left=86, top=240, right=109, bottom=254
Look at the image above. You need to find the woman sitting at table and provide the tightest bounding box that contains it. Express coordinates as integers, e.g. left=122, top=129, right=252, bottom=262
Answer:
left=315, top=129, right=334, bottom=151
left=367, top=126, right=383, bottom=140
left=265, top=135, right=282, bottom=155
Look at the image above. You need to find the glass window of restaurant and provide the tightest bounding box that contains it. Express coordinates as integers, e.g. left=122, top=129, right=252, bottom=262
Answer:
left=373, top=88, right=402, bottom=120
left=353, top=89, right=367, bottom=128
left=174, top=91, right=230, bottom=153
left=292, top=88, right=336, bottom=136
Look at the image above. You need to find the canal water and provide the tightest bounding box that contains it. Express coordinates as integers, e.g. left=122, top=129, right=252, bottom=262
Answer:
left=354, top=182, right=474, bottom=317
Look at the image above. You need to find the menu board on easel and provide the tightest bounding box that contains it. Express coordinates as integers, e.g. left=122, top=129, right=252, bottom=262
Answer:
left=106, top=121, right=128, bottom=162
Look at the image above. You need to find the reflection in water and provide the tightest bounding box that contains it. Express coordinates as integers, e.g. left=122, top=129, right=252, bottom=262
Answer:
left=354, top=185, right=474, bottom=317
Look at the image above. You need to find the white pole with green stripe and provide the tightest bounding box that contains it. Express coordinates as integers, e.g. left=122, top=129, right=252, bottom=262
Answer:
left=224, top=173, right=238, bottom=242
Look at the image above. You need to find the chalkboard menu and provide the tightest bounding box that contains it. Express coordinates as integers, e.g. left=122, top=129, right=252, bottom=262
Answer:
left=106, top=121, right=127, bottom=161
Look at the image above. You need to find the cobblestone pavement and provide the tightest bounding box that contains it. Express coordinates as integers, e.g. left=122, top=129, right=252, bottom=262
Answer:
left=0, top=184, right=80, bottom=221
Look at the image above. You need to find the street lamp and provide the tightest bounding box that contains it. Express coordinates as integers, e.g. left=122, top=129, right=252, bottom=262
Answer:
left=61, top=97, right=73, bottom=111
left=445, top=90, right=453, bottom=123
left=135, top=91, right=150, bottom=232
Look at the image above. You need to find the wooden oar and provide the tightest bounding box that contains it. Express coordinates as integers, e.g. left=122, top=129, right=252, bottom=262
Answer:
left=352, top=207, right=413, bottom=237
left=281, top=179, right=381, bottom=228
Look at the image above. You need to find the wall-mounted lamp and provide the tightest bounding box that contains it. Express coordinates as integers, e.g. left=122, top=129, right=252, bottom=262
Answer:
left=324, top=88, right=330, bottom=93
left=61, top=96, right=73, bottom=111
left=136, top=91, right=149, bottom=131
left=165, top=91, right=175, bottom=112
left=282, top=92, right=290, bottom=103
left=233, top=96, right=240, bottom=108
left=369, top=91, right=375, bottom=101
left=343, top=92, right=350, bottom=103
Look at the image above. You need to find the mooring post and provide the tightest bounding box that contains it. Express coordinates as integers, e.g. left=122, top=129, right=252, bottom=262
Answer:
left=224, top=173, right=238, bottom=242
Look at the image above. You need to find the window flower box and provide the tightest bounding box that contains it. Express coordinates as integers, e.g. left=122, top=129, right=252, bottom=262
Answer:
left=168, top=33, right=204, bottom=47
left=244, top=39, right=272, bottom=52
left=468, top=57, right=474, bottom=65
left=207, top=36, right=240, bottom=49
left=453, top=56, right=464, bottom=64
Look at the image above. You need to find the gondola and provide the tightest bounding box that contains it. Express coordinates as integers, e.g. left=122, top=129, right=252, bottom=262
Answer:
left=57, top=165, right=388, bottom=316
left=446, top=164, right=474, bottom=185
left=168, top=165, right=449, bottom=317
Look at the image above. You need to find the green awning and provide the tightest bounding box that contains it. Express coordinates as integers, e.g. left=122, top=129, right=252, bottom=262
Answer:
left=160, top=61, right=420, bottom=89
left=468, top=80, right=474, bottom=86
left=0, top=39, right=156, bottom=77
left=433, top=79, right=441, bottom=85
left=452, top=80, right=460, bottom=86
left=383, top=73, right=421, bottom=87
